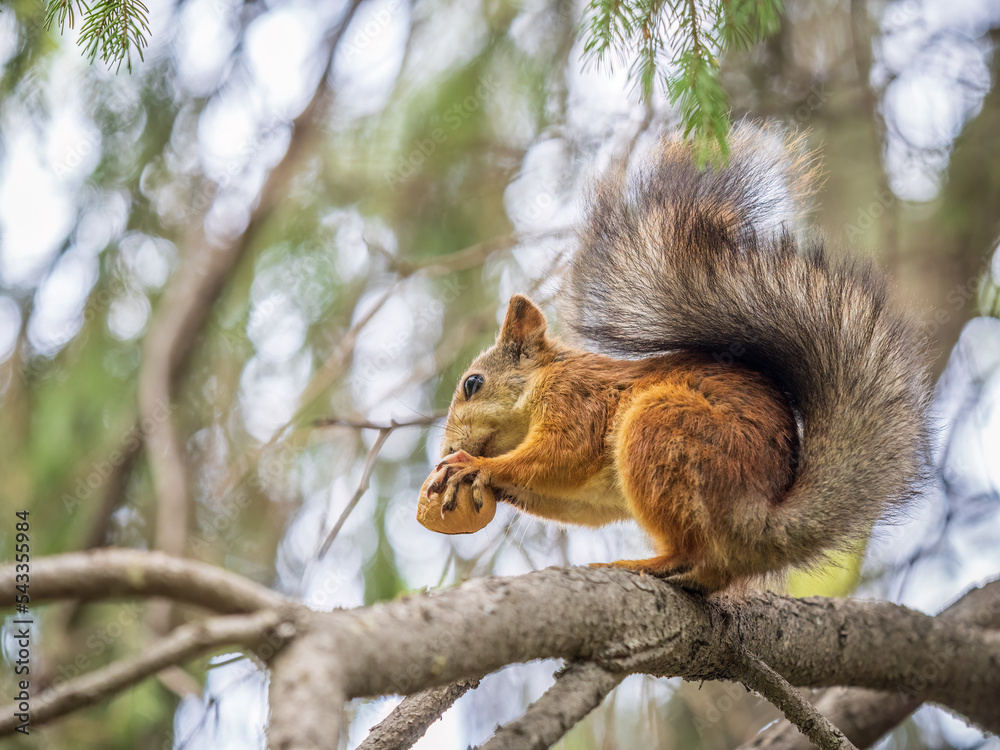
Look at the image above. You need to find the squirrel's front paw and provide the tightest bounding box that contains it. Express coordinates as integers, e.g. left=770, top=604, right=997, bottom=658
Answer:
left=417, top=466, right=497, bottom=535
left=431, top=451, right=491, bottom=513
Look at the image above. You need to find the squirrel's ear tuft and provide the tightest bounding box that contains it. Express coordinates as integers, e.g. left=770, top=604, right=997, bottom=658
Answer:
left=499, top=295, right=548, bottom=353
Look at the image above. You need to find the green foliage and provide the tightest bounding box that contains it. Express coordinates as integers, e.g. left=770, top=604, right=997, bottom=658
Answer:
left=582, top=0, right=783, bottom=162
left=45, top=0, right=149, bottom=73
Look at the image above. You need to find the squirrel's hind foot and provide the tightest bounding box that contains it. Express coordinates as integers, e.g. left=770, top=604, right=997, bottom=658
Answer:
left=590, top=555, right=687, bottom=575
left=591, top=557, right=731, bottom=595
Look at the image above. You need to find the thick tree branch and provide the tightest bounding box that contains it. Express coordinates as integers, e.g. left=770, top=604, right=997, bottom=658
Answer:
left=478, top=661, right=624, bottom=750
left=0, top=548, right=287, bottom=613
left=269, top=630, right=346, bottom=750
left=742, top=577, right=1000, bottom=749
left=0, top=610, right=286, bottom=735
left=274, top=567, right=1000, bottom=738
left=5, top=554, right=999, bottom=749
left=357, top=679, right=480, bottom=750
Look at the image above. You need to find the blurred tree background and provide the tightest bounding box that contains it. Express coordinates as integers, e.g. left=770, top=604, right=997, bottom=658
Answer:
left=0, top=0, right=998, bottom=747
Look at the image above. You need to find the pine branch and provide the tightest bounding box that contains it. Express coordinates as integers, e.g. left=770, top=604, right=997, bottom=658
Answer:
left=44, top=0, right=86, bottom=34
left=45, top=0, right=150, bottom=73
left=581, top=0, right=784, bottom=160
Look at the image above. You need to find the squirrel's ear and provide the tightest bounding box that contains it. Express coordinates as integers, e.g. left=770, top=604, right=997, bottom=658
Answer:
left=499, top=294, right=548, bottom=353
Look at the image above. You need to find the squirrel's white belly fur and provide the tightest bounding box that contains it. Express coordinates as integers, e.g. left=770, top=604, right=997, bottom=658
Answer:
left=501, top=464, right=632, bottom=527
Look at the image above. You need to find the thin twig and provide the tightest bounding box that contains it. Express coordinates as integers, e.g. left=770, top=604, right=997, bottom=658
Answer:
left=478, top=662, right=625, bottom=750
left=317, top=427, right=392, bottom=559
left=0, top=610, right=284, bottom=736
left=357, top=679, right=480, bottom=750
left=218, top=280, right=402, bottom=506
left=312, top=414, right=445, bottom=432
left=738, top=650, right=856, bottom=750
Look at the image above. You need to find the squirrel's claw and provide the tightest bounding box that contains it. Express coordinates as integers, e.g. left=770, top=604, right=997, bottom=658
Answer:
left=440, top=478, right=461, bottom=514
left=427, top=465, right=450, bottom=495
left=470, top=475, right=489, bottom=512
left=430, top=450, right=477, bottom=495
left=439, top=468, right=474, bottom=513
left=431, top=451, right=490, bottom=515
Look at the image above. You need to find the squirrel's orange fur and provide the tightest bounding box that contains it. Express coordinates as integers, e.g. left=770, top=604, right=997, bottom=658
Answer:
left=431, top=124, right=928, bottom=594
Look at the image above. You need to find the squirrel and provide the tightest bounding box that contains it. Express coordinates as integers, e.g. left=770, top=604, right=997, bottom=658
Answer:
left=428, top=124, right=929, bottom=594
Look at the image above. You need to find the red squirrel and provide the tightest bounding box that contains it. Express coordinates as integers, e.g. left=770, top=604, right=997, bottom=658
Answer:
left=427, top=125, right=929, bottom=593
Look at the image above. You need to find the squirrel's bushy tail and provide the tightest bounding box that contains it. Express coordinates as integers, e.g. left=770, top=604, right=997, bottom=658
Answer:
left=565, top=123, right=929, bottom=570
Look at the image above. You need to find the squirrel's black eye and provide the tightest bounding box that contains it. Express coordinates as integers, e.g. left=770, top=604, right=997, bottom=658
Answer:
left=463, top=374, right=485, bottom=399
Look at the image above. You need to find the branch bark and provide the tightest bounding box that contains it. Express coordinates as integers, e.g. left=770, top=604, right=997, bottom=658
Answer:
left=738, top=651, right=855, bottom=750
left=0, top=548, right=287, bottom=613
left=357, top=679, right=480, bottom=750
left=0, top=610, right=287, bottom=734
left=6, top=552, right=998, bottom=749
left=742, top=577, right=1000, bottom=749
left=268, top=567, right=1000, bottom=749
left=478, top=662, right=624, bottom=750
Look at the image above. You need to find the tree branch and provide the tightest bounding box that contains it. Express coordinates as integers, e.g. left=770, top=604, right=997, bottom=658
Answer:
left=312, top=414, right=445, bottom=431
left=357, top=679, right=480, bottom=750
left=0, top=610, right=286, bottom=735
left=738, top=651, right=855, bottom=750
left=0, top=548, right=287, bottom=613
left=317, top=426, right=391, bottom=558
left=6, top=554, right=999, bottom=748
left=226, top=224, right=566, bottom=503
left=276, top=567, right=1000, bottom=735
left=741, top=577, right=1000, bottom=749
left=477, top=662, right=624, bottom=750
left=391, top=227, right=572, bottom=276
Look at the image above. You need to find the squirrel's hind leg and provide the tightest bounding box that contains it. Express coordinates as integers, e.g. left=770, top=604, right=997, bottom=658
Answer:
left=610, top=382, right=716, bottom=572
left=590, top=556, right=690, bottom=576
